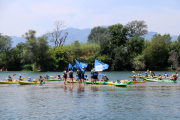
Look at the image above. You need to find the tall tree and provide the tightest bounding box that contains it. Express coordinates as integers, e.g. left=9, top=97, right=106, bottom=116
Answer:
left=87, top=26, right=110, bottom=43
left=22, top=30, right=50, bottom=71
left=143, top=34, right=171, bottom=69
left=125, top=20, right=148, bottom=37
left=47, top=21, right=68, bottom=46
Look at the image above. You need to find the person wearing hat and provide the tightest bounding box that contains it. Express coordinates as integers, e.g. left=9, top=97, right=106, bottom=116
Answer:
left=102, top=74, right=109, bottom=82
left=175, top=71, right=178, bottom=77
left=157, top=74, right=162, bottom=80
left=28, top=77, right=32, bottom=82
left=132, top=75, right=137, bottom=81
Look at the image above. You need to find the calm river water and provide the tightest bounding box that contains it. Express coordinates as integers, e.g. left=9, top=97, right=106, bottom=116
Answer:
left=1, top=71, right=180, bottom=119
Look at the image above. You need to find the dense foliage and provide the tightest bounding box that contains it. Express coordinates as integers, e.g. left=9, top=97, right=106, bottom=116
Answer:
left=0, top=20, right=180, bottom=71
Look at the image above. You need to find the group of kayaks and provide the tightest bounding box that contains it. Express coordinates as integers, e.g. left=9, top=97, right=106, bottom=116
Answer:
left=0, top=78, right=146, bottom=87
left=0, top=78, right=64, bottom=85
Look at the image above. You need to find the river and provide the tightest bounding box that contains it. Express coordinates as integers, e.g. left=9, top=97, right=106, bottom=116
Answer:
left=0, top=71, right=180, bottom=119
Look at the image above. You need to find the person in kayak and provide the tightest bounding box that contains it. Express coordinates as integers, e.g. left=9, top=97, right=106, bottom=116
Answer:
left=69, top=68, right=73, bottom=84
left=102, top=75, right=109, bottom=82
left=6, top=75, right=12, bottom=81
left=63, top=69, right=67, bottom=85
left=45, top=74, right=49, bottom=79
left=84, top=75, right=88, bottom=81
left=132, top=75, right=137, bottom=81
left=28, top=77, right=32, bottom=82
left=77, top=68, right=81, bottom=85
left=175, top=71, right=178, bottom=77
left=157, top=74, right=162, bottom=80
left=93, top=69, right=99, bottom=85
left=39, top=75, right=43, bottom=82
left=145, top=72, right=148, bottom=77
left=169, top=74, right=177, bottom=81
left=19, top=75, right=23, bottom=81
left=58, top=75, right=61, bottom=79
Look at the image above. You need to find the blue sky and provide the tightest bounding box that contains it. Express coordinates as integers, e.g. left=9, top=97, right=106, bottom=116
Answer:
left=0, top=0, right=180, bottom=36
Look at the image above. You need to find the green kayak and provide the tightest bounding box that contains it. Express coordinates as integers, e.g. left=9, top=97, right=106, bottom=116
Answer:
left=146, top=79, right=180, bottom=82
left=113, top=83, right=127, bottom=87
left=45, top=78, right=64, bottom=81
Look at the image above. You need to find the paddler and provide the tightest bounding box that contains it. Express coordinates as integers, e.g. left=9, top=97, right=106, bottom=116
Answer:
left=69, top=68, right=73, bottom=84
left=28, top=77, right=32, bottom=82
left=63, top=69, right=67, bottom=85
left=175, top=71, right=178, bottom=77
left=45, top=74, right=49, bottom=79
left=145, top=72, right=148, bottom=77
left=19, top=75, right=23, bottom=81
left=102, top=74, right=109, bottom=82
left=39, top=75, right=44, bottom=83
left=169, top=74, right=177, bottom=81
left=157, top=74, right=162, bottom=80
left=132, top=75, right=137, bottom=81
left=77, top=68, right=81, bottom=85
left=6, top=75, right=12, bottom=81
left=84, top=75, right=88, bottom=81
left=58, top=75, right=61, bottom=79
left=93, top=69, right=99, bottom=85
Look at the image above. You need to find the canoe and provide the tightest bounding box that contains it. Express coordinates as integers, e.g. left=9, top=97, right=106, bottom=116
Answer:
left=45, top=78, right=64, bottom=81
left=113, top=83, right=127, bottom=87
left=132, top=80, right=146, bottom=83
left=0, top=81, right=19, bottom=84
left=19, top=81, right=41, bottom=85
left=146, top=79, right=180, bottom=82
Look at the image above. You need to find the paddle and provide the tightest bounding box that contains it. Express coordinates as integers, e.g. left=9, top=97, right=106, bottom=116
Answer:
left=12, top=73, right=16, bottom=76
left=50, top=76, right=53, bottom=77
left=22, top=77, right=25, bottom=79
left=132, top=71, right=135, bottom=73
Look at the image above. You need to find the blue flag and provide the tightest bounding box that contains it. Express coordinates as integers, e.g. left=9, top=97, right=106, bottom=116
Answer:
left=80, top=62, right=88, bottom=68
left=94, top=59, right=109, bottom=71
left=74, top=59, right=85, bottom=73
left=68, top=63, right=73, bottom=70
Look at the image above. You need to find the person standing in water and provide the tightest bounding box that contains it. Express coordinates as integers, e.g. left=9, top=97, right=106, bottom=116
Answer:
left=91, top=68, right=94, bottom=83
left=81, top=67, right=85, bottom=85
left=63, top=69, right=67, bottom=85
left=77, top=68, right=81, bottom=85
left=69, top=68, right=73, bottom=84
left=93, top=69, right=99, bottom=85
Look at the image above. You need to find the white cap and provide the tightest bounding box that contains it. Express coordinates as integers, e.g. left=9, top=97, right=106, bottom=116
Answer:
left=29, top=77, right=30, bottom=78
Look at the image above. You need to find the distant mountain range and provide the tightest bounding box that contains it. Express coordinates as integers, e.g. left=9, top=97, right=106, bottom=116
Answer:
left=10, top=27, right=179, bottom=47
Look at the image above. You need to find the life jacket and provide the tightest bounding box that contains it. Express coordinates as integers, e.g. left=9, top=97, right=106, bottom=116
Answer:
left=77, top=70, right=81, bottom=75
left=174, top=76, right=177, bottom=80
left=93, top=71, right=98, bottom=76
left=69, top=71, right=73, bottom=76
left=133, top=78, right=136, bottom=81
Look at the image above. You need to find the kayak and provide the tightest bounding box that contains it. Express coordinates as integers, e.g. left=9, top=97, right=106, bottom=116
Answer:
left=132, top=80, right=146, bottom=83
left=113, top=83, right=127, bottom=87
left=85, top=81, right=113, bottom=85
left=45, top=78, right=64, bottom=81
left=146, top=79, right=180, bottom=82
left=67, top=80, right=87, bottom=83
left=0, top=81, right=19, bottom=84
left=19, top=81, right=42, bottom=85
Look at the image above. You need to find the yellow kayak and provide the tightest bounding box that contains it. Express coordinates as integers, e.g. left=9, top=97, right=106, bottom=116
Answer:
left=132, top=80, right=146, bottom=83
left=19, top=81, right=40, bottom=85
left=0, top=81, right=19, bottom=84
